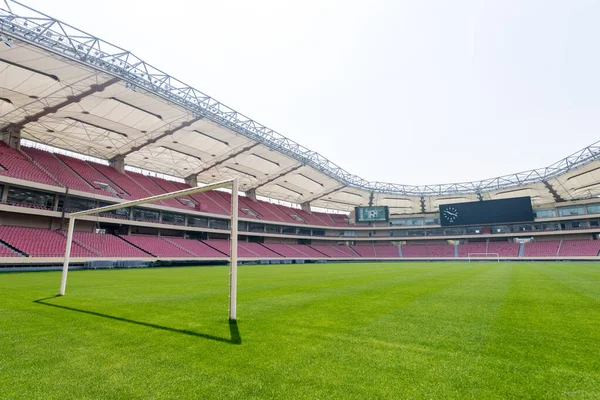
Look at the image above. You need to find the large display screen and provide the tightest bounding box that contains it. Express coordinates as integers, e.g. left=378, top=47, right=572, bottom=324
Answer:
left=439, top=197, right=533, bottom=226
left=355, top=206, right=389, bottom=222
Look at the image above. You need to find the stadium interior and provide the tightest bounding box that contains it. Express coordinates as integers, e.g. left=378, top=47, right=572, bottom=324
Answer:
left=1, top=1, right=600, bottom=268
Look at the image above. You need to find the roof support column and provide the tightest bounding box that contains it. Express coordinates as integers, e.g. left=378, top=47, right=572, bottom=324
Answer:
left=185, top=175, right=198, bottom=188
left=110, top=155, right=125, bottom=174
left=1, top=126, right=21, bottom=150
left=1, top=183, right=8, bottom=203
left=245, top=189, right=257, bottom=202
left=301, top=202, right=311, bottom=212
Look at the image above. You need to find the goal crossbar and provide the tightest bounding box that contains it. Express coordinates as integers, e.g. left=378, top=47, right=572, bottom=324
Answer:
left=467, top=252, right=500, bottom=262
left=58, top=177, right=240, bottom=321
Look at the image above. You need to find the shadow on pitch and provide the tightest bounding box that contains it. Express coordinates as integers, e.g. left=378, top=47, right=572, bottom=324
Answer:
left=34, top=296, right=242, bottom=345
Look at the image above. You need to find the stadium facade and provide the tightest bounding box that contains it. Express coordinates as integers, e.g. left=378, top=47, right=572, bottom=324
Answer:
left=1, top=0, right=600, bottom=266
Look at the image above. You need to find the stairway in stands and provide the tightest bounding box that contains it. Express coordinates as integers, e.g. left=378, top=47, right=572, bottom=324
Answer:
left=518, top=243, right=525, bottom=257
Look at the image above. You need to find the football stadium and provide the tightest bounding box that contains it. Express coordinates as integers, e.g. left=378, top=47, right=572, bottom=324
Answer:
left=1, top=1, right=600, bottom=398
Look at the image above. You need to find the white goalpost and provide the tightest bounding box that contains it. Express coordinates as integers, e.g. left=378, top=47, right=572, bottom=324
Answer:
left=467, top=253, right=500, bottom=262
left=58, top=178, right=240, bottom=321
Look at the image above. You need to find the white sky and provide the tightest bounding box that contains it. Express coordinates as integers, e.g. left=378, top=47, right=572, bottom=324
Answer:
left=22, top=0, right=600, bottom=186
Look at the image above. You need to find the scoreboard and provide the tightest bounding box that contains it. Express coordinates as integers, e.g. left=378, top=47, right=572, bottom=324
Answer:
left=439, top=197, right=534, bottom=226
left=355, top=206, right=389, bottom=222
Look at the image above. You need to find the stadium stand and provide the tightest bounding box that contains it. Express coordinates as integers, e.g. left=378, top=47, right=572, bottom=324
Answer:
left=118, top=235, right=193, bottom=257
left=457, top=242, right=487, bottom=257
left=523, top=241, right=561, bottom=257
left=2, top=145, right=361, bottom=228
left=309, top=245, right=359, bottom=258
left=401, top=245, right=429, bottom=258
left=0, top=243, right=20, bottom=257
left=374, top=245, right=401, bottom=257
left=557, top=240, right=600, bottom=256
left=487, top=242, right=520, bottom=257
left=0, top=142, right=57, bottom=186
left=427, top=244, right=455, bottom=257
left=239, top=242, right=281, bottom=258
left=402, top=244, right=454, bottom=258
left=0, top=226, right=93, bottom=257
left=351, top=245, right=377, bottom=258
left=2, top=3, right=600, bottom=270
left=262, top=243, right=305, bottom=257
left=55, top=154, right=124, bottom=196
left=22, top=148, right=93, bottom=193
left=162, top=238, right=226, bottom=257
left=71, top=232, right=149, bottom=258
left=91, top=164, right=151, bottom=200
left=126, top=172, right=188, bottom=210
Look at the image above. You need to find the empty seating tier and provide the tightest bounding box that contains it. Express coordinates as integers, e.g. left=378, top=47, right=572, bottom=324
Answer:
left=119, top=235, right=193, bottom=257
left=164, top=238, right=227, bottom=258
left=22, top=148, right=93, bottom=193
left=487, top=242, right=520, bottom=257
left=351, top=245, right=377, bottom=258
left=523, top=241, right=560, bottom=257
left=0, top=226, right=93, bottom=257
left=72, top=232, right=149, bottom=258
left=557, top=240, right=600, bottom=256
left=0, top=142, right=57, bottom=186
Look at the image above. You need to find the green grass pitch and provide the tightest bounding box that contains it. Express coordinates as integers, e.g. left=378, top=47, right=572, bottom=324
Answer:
left=1, top=262, right=599, bottom=399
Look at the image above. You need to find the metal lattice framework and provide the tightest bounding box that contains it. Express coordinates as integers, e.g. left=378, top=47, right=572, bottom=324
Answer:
left=0, top=0, right=599, bottom=201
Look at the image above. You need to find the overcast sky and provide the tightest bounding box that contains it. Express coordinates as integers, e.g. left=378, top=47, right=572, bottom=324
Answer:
left=22, top=0, right=600, bottom=186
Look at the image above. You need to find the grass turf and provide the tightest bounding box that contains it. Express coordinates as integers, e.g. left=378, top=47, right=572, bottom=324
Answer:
left=1, top=262, right=599, bottom=399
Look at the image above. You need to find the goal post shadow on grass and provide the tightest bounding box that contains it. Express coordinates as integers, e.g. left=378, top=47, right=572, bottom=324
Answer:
left=58, top=178, right=240, bottom=322
left=33, top=296, right=242, bottom=345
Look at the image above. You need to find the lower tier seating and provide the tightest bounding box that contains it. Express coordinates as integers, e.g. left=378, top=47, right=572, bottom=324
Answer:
left=0, top=226, right=93, bottom=257
left=523, top=241, right=560, bottom=257
left=0, top=243, right=20, bottom=257
left=119, top=235, right=193, bottom=257
left=72, top=232, right=149, bottom=258
left=557, top=240, right=600, bottom=256
left=0, top=227, right=599, bottom=260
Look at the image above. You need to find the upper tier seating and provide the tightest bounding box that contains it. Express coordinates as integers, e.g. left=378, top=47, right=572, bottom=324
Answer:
left=125, top=171, right=188, bottom=210
left=1, top=145, right=357, bottom=227
left=172, top=182, right=230, bottom=215
left=72, top=231, right=148, bottom=258
left=91, top=164, right=150, bottom=200
left=119, top=235, right=193, bottom=257
left=238, top=197, right=285, bottom=222
left=557, top=240, right=600, bottom=256
left=329, top=213, right=349, bottom=226
left=22, top=148, right=93, bottom=193
left=149, top=176, right=197, bottom=208
left=56, top=154, right=124, bottom=196
left=0, top=142, right=57, bottom=186
left=523, top=241, right=560, bottom=257
left=487, top=242, right=520, bottom=257
left=0, top=226, right=93, bottom=257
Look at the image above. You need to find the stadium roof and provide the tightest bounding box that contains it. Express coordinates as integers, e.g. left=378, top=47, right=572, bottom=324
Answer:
left=1, top=0, right=600, bottom=215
